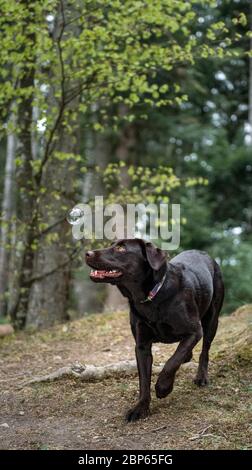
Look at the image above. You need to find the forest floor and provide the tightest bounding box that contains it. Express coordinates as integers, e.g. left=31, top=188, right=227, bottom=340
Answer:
left=0, top=305, right=251, bottom=450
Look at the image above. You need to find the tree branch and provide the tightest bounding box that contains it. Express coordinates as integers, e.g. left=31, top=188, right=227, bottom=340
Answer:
left=35, top=216, right=67, bottom=239
left=20, top=360, right=164, bottom=387
left=23, top=246, right=82, bottom=287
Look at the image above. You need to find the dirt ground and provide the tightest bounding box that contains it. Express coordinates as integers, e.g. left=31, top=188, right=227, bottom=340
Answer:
left=0, top=305, right=251, bottom=450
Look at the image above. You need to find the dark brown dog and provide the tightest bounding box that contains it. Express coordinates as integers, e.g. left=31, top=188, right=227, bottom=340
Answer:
left=86, top=239, right=224, bottom=422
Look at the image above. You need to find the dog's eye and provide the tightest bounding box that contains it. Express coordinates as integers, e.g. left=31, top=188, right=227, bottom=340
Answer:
left=115, top=245, right=126, bottom=253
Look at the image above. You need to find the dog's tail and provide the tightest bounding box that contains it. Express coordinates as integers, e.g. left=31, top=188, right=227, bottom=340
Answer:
left=212, top=259, right=225, bottom=315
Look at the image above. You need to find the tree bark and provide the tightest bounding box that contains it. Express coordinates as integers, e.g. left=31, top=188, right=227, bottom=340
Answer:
left=26, top=123, right=78, bottom=328
left=10, top=68, right=35, bottom=329
left=0, top=115, right=16, bottom=317
left=82, top=108, right=110, bottom=202
left=104, top=104, right=136, bottom=312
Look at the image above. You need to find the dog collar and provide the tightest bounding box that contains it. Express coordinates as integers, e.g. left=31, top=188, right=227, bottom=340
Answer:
left=140, top=273, right=166, bottom=303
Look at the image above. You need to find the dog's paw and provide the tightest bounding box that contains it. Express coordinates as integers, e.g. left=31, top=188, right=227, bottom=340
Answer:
left=193, top=374, right=209, bottom=387
left=125, top=403, right=150, bottom=422
left=155, top=373, right=175, bottom=399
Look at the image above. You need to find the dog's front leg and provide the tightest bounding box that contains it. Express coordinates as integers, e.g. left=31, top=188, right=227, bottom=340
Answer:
left=126, top=322, right=153, bottom=422
left=155, top=325, right=202, bottom=399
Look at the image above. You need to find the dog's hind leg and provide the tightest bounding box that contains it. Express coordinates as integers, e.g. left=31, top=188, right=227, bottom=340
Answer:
left=194, top=305, right=218, bottom=386
left=194, top=263, right=224, bottom=387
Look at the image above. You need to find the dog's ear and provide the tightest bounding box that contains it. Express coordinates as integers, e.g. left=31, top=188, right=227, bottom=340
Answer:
left=145, top=242, right=167, bottom=271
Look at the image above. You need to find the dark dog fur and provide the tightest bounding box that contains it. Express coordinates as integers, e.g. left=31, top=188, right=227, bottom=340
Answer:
left=86, top=239, right=224, bottom=422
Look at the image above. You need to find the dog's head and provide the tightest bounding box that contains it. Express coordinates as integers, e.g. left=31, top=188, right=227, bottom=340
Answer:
left=85, top=239, right=167, bottom=285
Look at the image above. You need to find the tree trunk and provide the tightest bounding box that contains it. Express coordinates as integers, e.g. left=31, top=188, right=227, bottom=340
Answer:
left=0, top=115, right=16, bottom=317
left=10, top=68, right=35, bottom=329
left=104, top=104, right=136, bottom=312
left=73, top=120, right=110, bottom=317
left=25, top=2, right=78, bottom=328
left=249, top=1, right=252, bottom=144
left=7, top=0, right=38, bottom=329
left=12, top=1, right=81, bottom=329
left=82, top=106, right=109, bottom=202
left=26, top=126, right=77, bottom=328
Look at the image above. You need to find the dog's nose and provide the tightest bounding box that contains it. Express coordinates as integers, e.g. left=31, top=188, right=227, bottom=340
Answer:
left=86, top=250, right=95, bottom=259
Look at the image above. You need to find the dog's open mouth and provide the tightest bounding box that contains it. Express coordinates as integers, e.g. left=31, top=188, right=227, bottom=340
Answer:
left=90, top=269, right=123, bottom=280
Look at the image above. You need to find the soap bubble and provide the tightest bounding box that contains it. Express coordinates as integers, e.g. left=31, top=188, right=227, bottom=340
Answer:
left=67, top=207, right=84, bottom=225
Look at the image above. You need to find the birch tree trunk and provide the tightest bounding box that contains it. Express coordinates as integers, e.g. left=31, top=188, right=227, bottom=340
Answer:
left=0, top=116, right=16, bottom=318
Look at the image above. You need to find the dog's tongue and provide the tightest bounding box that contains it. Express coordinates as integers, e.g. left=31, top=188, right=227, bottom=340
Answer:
left=90, top=269, right=122, bottom=279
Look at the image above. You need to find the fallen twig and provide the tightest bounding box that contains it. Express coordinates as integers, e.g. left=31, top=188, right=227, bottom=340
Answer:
left=149, top=425, right=168, bottom=433
left=198, top=424, right=212, bottom=435
left=189, top=424, right=226, bottom=441
left=189, top=433, right=220, bottom=441
left=189, top=425, right=213, bottom=441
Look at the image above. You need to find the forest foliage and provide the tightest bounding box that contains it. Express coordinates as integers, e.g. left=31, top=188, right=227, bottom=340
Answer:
left=0, top=0, right=252, bottom=328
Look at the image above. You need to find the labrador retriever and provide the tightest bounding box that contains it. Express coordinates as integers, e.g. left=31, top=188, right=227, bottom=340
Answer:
left=85, top=239, right=224, bottom=422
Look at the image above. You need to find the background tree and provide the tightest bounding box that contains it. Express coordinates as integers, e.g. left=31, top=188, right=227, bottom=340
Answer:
left=0, top=113, right=16, bottom=317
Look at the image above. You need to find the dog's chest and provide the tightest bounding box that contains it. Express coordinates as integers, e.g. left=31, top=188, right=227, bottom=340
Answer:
left=148, top=321, right=182, bottom=343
